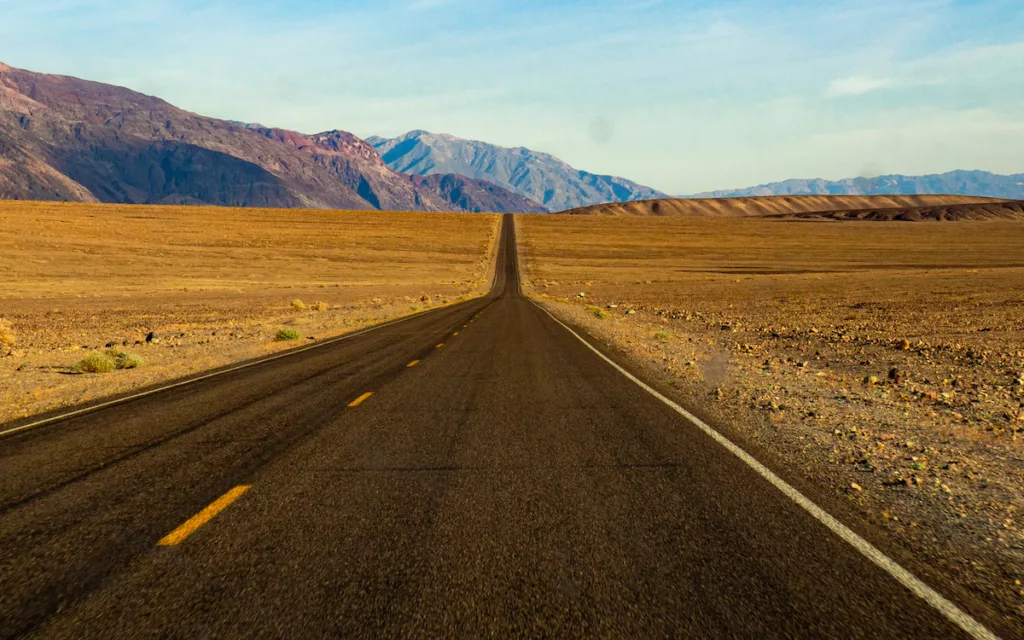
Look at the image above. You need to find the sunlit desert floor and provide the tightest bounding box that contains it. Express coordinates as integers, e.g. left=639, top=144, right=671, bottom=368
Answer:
left=0, top=202, right=499, bottom=424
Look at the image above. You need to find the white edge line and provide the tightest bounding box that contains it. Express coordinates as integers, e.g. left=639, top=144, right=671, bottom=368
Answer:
left=0, top=303, right=455, bottom=440
left=533, top=302, right=999, bottom=640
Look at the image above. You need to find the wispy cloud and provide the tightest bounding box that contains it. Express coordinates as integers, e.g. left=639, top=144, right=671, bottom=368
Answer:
left=825, top=76, right=895, bottom=97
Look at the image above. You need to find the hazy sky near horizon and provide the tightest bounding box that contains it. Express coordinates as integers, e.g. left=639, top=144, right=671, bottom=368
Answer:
left=1, top=0, right=1022, bottom=193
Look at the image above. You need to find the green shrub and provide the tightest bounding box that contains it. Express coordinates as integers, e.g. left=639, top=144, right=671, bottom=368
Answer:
left=654, top=330, right=671, bottom=341
left=75, top=352, right=117, bottom=373
left=275, top=328, right=302, bottom=341
left=105, top=349, right=144, bottom=369
left=290, top=299, right=307, bottom=311
left=586, top=305, right=611, bottom=320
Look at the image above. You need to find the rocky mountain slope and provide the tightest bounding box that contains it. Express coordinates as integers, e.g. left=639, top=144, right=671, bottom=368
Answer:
left=693, top=170, right=1024, bottom=200
left=561, top=194, right=1005, bottom=217
left=367, top=130, right=667, bottom=211
left=0, top=63, right=544, bottom=213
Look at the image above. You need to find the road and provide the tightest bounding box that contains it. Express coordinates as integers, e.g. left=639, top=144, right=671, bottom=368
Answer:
left=0, top=215, right=1001, bottom=638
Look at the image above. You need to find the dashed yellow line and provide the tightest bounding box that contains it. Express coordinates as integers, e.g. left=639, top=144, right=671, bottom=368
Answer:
left=407, top=360, right=420, bottom=368
left=436, top=343, right=444, bottom=348
left=158, top=486, right=250, bottom=546
left=453, top=332, right=459, bottom=337
left=348, top=392, right=373, bottom=407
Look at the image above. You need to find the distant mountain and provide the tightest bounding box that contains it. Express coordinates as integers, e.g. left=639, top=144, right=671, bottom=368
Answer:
left=0, top=63, right=544, bottom=213
left=692, top=170, right=1024, bottom=200
left=367, top=130, right=668, bottom=212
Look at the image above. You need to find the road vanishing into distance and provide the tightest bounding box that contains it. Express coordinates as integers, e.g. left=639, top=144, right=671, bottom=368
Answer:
left=0, top=216, right=1004, bottom=638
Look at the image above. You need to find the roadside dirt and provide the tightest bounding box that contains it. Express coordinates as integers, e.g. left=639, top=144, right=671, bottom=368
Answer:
left=0, top=202, right=499, bottom=424
left=517, top=213, right=1024, bottom=628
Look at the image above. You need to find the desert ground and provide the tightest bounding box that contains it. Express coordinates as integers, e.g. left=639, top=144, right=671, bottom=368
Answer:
left=0, top=202, right=499, bottom=424
left=517, top=213, right=1024, bottom=623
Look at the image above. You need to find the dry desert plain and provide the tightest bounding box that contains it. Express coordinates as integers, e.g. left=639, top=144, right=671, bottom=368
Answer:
left=517, top=212, right=1024, bottom=623
left=0, top=202, right=500, bottom=424
left=4, top=197, right=1024, bottom=626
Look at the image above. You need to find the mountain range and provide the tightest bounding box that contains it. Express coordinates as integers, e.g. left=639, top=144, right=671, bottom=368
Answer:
left=1, top=63, right=1021, bottom=214
left=0, top=63, right=545, bottom=213
left=691, top=171, right=1024, bottom=200
left=367, top=130, right=668, bottom=212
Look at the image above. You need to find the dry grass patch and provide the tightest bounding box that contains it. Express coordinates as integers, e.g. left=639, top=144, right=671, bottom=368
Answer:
left=74, top=352, right=117, bottom=374
left=73, top=349, right=144, bottom=373
left=275, top=328, right=302, bottom=342
left=0, top=319, right=14, bottom=356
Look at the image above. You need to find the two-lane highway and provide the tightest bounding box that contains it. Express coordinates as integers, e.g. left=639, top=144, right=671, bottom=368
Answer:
left=0, top=215, right=1002, bottom=638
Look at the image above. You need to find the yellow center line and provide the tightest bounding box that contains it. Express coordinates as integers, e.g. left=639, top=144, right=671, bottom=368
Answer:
left=436, top=343, right=444, bottom=348
left=158, top=485, right=250, bottom=546
left=407, top=360, right=420, bottom=367
left=453, top=332, right=459, bottom=336
left=348, top=392, right=373, bottom=407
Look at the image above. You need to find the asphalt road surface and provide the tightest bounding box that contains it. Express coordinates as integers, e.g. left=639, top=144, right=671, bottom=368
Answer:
left=0, top=215, right=1003, bottom=638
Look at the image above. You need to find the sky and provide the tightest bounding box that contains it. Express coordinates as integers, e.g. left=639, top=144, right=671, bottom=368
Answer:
left=1, top=0, right=1022, bottom=194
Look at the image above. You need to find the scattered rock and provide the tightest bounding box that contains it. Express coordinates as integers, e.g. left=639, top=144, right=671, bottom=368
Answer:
left=145, top=332, right=156, bottom=343
left=851, top=483, right=863, bottom=492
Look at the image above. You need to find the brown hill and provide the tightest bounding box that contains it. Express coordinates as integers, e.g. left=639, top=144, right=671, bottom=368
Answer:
left=768, top=200, right=1024, bottom=221
left=562, top=194, right=1004, bottom=217
left=0, top=63, right=545, bottom=213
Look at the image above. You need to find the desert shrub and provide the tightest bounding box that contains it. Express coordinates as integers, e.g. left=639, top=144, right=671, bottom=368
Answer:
left=290, top=299, right=307, bottom=311
left=654, top=330, right=671, bottom=340
left=75, top=352, right=117, bottom=373
left=411, top=305, right=421, bottom=312
left=0, top=319, right=14, bottom=355
left=275, top=328, right=302, bottom=341
left=313, top=301, right=329, bottom=312
left=586, top=305, right=610, bottom=320
left=105, top=349, right=144, bottom=369
left=0, top=319, right=14, bottom=345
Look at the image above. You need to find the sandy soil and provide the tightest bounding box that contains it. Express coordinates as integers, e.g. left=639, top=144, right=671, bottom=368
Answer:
left=564, top=194, right=1007, bottom=217
left=0, top=202, right=499, bottom=424
left=517, top=213, right=1024, bottom=627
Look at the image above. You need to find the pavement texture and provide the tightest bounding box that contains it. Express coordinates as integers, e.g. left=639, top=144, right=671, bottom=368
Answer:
left=0, top=215, right=997, bottom=638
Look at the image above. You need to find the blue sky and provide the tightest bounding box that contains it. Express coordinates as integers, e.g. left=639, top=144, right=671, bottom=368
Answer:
left=1, top=0, right=1022, bottom=193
